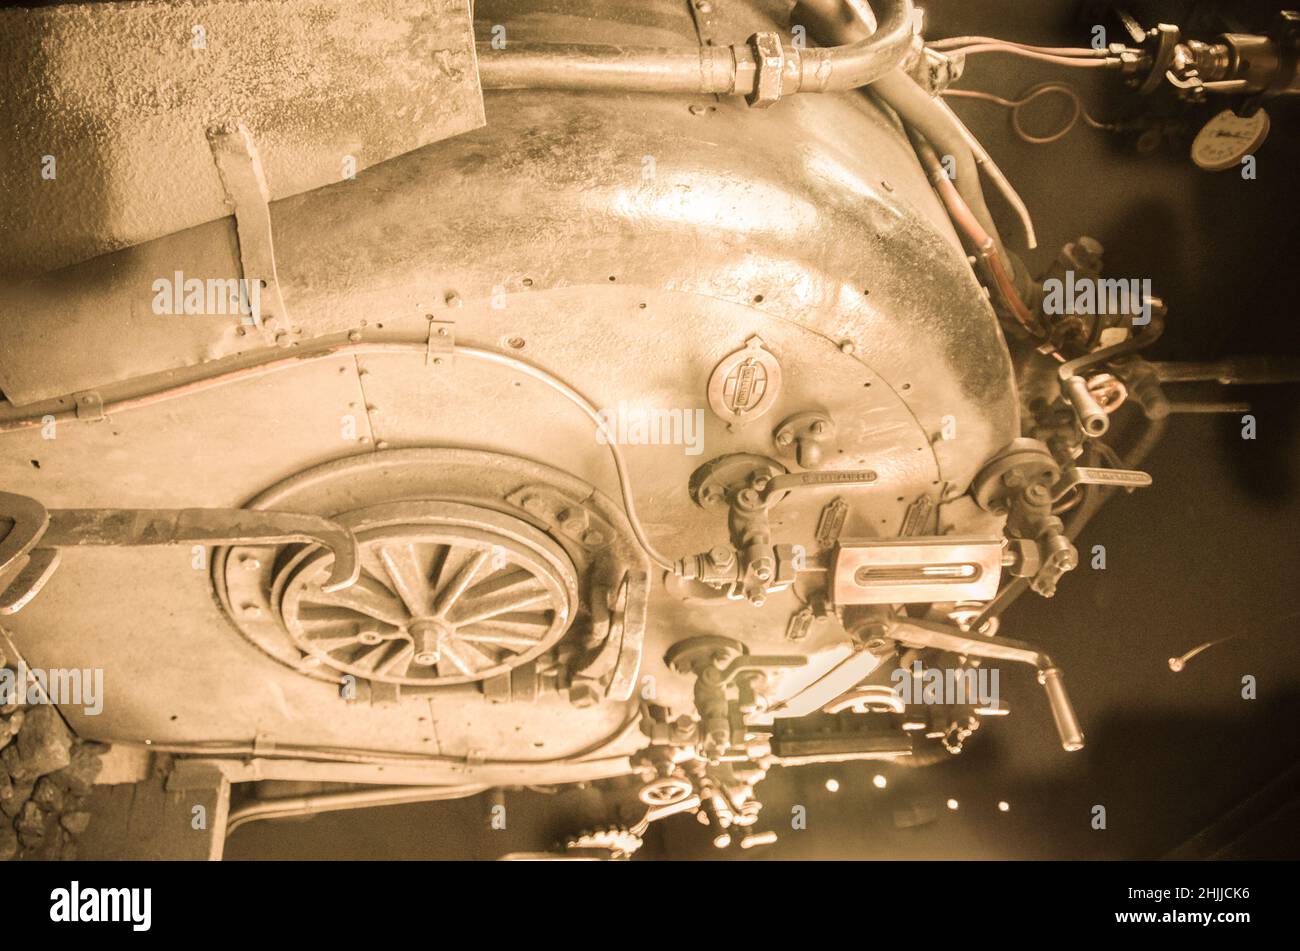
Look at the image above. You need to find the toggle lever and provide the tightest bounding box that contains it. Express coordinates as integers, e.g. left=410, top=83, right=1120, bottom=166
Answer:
left=1051, top=465, right=1153, bottom=503
left=887, top=616, right=1086, bottom=752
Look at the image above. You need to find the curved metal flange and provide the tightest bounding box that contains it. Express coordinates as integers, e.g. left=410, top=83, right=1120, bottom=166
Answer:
left=0, top=490, right=50, bottom=588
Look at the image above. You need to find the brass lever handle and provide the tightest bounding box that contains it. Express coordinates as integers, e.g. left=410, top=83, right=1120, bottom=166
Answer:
left=1051, top=465, right=1153, bottom=502
left=760, top=468, right=877, bottom=502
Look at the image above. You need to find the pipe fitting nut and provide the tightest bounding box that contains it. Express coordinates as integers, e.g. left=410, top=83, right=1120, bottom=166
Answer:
left=746, top=32, right=786, bottom=107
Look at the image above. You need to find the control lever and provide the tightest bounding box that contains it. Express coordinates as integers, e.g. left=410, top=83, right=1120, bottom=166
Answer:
left=0, top=491, right=362, bottom=615
left=757, top=468, right=877, bottom=503
left=1057, top=307, right=1165, bottom=437
left=0, top=491, right=56, bottom=615
left=42, top=509, right=361, bottom=592
left=1051, top=465, right=1152, bottom=502
left=887, top=616, right=1085, bottom=752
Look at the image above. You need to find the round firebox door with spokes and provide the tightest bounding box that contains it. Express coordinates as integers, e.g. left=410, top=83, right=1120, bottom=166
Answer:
left=273, top=503, right=579, bottom=687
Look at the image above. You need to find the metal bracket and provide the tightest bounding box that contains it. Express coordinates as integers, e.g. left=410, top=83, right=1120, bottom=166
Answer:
left=773, top=411, right=836, bottom=469
left=0, top=548, right=61, bottom=616
left=73, top=391, right=104, bottom=421
left=426, top=319, right=455, bottom=367
left=507, top=485, right=613, bottom=551
left=0, top=491, right=50, bottom=585
left=687, top=0, right=723, bottom=50
left=0, top=491, right=58, bottom=616
left=577, top=571, right=651, bottom=701
left=207, top=122, right=288, bottom=335
left=815, top=497, right=848, bottom=549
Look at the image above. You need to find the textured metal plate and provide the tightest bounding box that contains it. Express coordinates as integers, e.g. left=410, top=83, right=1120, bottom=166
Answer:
left=0, top=0, right=484, bottom=278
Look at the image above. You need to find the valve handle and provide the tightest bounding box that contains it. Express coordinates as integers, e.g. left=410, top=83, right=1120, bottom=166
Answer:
left=1051, top=465, right=1152, bottom=502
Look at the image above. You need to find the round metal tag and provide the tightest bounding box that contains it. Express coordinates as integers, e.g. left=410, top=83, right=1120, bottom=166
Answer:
left=1191, top=108, right=1269, bottom=172
left=706, top=335, right=782, bottom=425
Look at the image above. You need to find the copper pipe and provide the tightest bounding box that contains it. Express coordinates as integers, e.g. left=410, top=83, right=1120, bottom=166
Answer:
left=909, top=137, right=1043, bottom=338
left=476, top=0, right=915, bottom=98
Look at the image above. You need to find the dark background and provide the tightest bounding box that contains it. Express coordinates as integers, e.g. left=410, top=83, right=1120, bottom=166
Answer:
left=228, top=0, right=1300, bottom=860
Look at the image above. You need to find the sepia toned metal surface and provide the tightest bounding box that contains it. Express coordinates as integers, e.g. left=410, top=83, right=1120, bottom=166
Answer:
left=51, top=0, right=1300, bottom=870
left=0, top=0, right=484, bottom=278
left=0, top=0, right=1017, bottom=767
left=0, top=0, right=1292, bottom=870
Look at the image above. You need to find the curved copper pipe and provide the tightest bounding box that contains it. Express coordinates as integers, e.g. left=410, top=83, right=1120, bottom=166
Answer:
left=910, top=137, right=1044, bottom=339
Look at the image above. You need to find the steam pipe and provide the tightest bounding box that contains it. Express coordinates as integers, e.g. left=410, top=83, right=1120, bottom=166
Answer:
left=226, top=785, right=488, bottom=836
left=476, top=0, right=915, bottom=98
left=477, top=45, right=740, bottom=95
left=792, top=0, right=1020, bottom=261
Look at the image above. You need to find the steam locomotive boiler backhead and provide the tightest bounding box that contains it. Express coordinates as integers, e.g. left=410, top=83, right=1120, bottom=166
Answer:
left=10, top=0, right=1283, bottom=861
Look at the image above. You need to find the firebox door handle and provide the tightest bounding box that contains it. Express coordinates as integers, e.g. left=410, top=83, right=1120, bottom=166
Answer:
left=41, top=508, right=361, bottom=593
